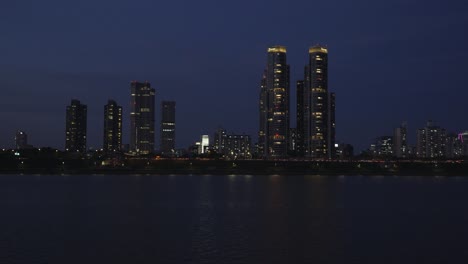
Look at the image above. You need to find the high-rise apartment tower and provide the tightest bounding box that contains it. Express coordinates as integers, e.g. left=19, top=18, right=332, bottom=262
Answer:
left=65, top=99, right=87, bottom=152
left=259, top=46, right=290, bottom=158
left=160, top=101, right=176, bottom=155
left=103, top=100, right=122, bottom=153
left=302, top=45, right=336, bottom=159
left=130, top=81, right=155, bottom=155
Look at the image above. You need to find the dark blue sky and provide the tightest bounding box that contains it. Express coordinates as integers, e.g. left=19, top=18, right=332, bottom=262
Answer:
left=1, top=0, right=468, bottom=151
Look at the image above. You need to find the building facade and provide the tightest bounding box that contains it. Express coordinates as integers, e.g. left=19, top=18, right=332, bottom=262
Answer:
left=393, top=122, right=408, bottom=158
left=327, top=92, right=336, bottom=158
left=213, top=127, right=227, bottom=154
left=370, top=136, right=393, bottom=157
left=302, top=45, right=335, bottom=159
left=258, top=71, right=267, bottom=157
left=335, top=142, right=354, bottom=159
left=199, top=135, right=209, bottom=154
left=130, top=81, right=155, bottom=155
left=296, top=80, right=305, bottom=156
left=15, top=130, right=28, bottom=149
left=225, top=135, right=252, bottom=159
left=446, top=133, right=461, bottom=158
left=458, top=132, right=468, bottom=157
left=416, top=121, right=447, bottom=158
left=103, top=100, right=122, bottom=153
left=259, top=46, right=290, bottom=158
left=65, top=99, right=87, bottom=152
left=289, top=128, right=297, bottom=154
left=160, top=101, right=176, bottom=156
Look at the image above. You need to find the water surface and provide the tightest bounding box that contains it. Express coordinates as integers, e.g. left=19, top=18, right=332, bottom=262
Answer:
left=1, top=174, right=467, bottom=263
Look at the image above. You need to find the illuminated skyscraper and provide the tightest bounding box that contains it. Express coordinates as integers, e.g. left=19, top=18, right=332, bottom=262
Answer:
left=213, top=127, right=227, bottom=154
left=160, top=101, right=176, bottom=155
left=416, top=121, right=446, bottom=158
left=130, top=81, right=155, bottom=155
left=259, top=46, right=290, bottom=158
left=65, top=99, right=87, bottom=152
left=103, top=100, right=122, bottom=153
left=303, top=45, right=335, bottom=159
left=199, top=135, right=210, bottom=154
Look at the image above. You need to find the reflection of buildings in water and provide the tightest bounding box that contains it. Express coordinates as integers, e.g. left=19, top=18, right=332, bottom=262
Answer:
left=266, top=175, right=345, bottom=262
left=189, top=175, right=218, bottom=260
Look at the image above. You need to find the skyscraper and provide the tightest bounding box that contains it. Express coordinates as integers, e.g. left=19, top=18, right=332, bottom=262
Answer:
left=393, top=122, right=407, bottom=158
left=199, top=135, right=210, bottom=154
left=296, top=80, right=305, bottom=156
left=445, top=133, right=461, bottom=158
left=15, top=130, right=28, bottom=149
left=130, top=81, right=155, bottom=155
left=213, top=127, right=227, bottom=154
left=103, top=100, right=122, bottom=153
left=258, top=71, right=267, bottom=157
left=416, top=121, right=446, bottom=158
left=327, top=92, right=336, bottom=158
left=65, top=99, right=87, bottom=152
left=303, top=45, right=335, bottom=159
left=259, top=46, right=290, bottom=158
left=160, top=101, right=176, bottom=156
left=458, top=131, right=468, bottom=157
left=289, top=127, right=297, bottom=154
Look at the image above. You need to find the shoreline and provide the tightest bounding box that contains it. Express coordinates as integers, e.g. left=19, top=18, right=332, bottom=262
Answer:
left=2, top=159, right=468, bottom=176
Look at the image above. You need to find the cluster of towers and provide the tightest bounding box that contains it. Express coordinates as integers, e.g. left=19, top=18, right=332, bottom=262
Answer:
left=259, top=45, right=336, bottom=159
left=64, top=44, right=336, bottom=159
left=370, top=121, right=468, bottom=159
left=65, top=81, right=176, bottom=155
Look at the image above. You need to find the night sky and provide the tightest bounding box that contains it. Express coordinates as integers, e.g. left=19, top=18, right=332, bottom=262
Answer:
left=1, top=0, right=468, bottom=151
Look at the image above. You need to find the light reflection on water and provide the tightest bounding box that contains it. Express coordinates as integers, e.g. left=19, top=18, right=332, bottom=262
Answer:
left=0, top=174, right=467, bottom=263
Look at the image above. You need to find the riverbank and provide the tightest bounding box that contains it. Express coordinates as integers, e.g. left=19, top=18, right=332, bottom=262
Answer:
left=2, top=159, right=468, bottom=176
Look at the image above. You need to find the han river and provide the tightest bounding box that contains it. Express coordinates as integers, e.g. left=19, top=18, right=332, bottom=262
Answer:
left=1, top=174, right=468, bottom=263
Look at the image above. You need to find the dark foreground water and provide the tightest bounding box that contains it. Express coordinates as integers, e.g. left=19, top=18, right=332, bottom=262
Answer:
left=1, top=174, right=468, bottom=264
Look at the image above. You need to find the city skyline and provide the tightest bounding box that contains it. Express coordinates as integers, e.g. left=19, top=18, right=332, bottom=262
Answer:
left=3, top=57, right=468, bottom=153
left=6, top=77, right=468, bottom=157
left=1, top=0, right=468, bottom=151
left=3, top=2, right=468, bottom=263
